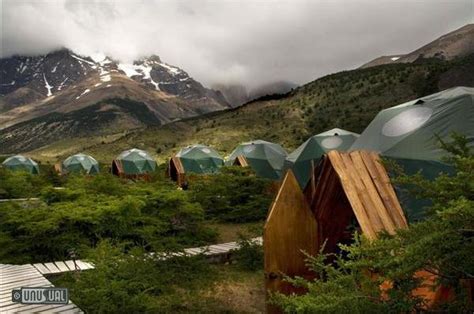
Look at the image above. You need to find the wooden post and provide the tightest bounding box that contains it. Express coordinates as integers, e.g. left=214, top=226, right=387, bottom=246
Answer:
left=264, top=170, right=318, bottom=313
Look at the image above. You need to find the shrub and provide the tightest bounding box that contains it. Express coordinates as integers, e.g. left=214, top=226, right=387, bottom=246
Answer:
left=232, top=236, right=263, bottom=271
left=0, top=173, right=217, bottom=263
left=187, top=166, right=274, bottom=222
left=0, top=168, right=50, bottom=199
left=54, top=241, right=217, bottom=313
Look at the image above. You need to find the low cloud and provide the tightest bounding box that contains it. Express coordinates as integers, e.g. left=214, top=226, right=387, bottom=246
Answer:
left=1, top=0, right=472, bottom=88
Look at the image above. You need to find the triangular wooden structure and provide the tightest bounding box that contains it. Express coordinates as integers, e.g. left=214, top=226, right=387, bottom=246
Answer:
left=111, top=159, right=124, bottom=177
left=167, top=156, right=187, bottom=187
left=233, top=155, right=249, bottom=167
left=264, top=150, right=459, bottom=309
left=304, top=150, right=408, bottom=252
left=264, top=170, right=318, bottom=311
left=53, top=163, right=63, bottom=174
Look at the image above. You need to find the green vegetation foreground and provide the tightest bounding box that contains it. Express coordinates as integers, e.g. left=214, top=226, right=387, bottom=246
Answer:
left=0, top=166, right=273, bottom=264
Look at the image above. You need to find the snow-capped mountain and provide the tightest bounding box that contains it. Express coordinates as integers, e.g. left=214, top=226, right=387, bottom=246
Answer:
left=0, top=49, right=228, bottom=112
left=0, top=49, right=230, bottom=152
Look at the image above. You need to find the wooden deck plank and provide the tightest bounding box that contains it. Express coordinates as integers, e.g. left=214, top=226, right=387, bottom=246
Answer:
left=74, top=260, right=93, bottom=270
left=64, top=260, right=79, bottom=271
left=81, top=261, right=95, bottom=269
left=216, top=242, right=238, bottom=249
left=206, top=246, right=230, bottom=253
left=43, top=262, right=62, bottom=274
left=33, top=263, right=52, bottom=275
left=54, top=261, right=70, bottom=273
left=184, top=248, right=203, bottom=255
left=0, top=278, right=49, bottom=291
left=0, top=272, right=44, bottom=283
left=0, top=269, right=41, bottom=279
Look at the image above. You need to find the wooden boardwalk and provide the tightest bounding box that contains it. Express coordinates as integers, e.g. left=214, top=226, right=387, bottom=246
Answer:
left=32, top=260, right=94, bottom=276
left=0, top=264, right=83, bottom=313
left=33, top=237, right=262, bottom=275
left=0, top=237, right=262, bottom=313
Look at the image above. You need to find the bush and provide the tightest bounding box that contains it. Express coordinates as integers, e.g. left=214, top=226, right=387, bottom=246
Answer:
left=54, top=241, right=217, bottom=313
left=0, top=168, right=50, bottom=199
left=0, top=173, right=217, bottom=263
left=187, top=166, right=274, bottom=222
left=232, top=236, right=263, bottom=271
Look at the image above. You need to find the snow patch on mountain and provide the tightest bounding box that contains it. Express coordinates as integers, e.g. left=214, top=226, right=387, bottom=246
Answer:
left=158, top=62, right=181, bottom=75
left=76, top=88, right=90, bottom=100
left=57, top=77, right=68, bottom=91
left=43, top=73, right=53, bottom=96
left=70, top=54, right=95, bottom=66
left=118, top=61, right=161, bottom=90
left=118, top=63, right=141, bottom=77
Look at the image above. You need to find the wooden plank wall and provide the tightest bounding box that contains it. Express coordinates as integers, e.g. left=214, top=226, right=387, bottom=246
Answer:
left=168, top=157, right=187, bottom=187
left=233, top=155, right=249, bottom=167
left=325, top=151, right=408, bottom=238
left=264, top=170, right=318, bottom=312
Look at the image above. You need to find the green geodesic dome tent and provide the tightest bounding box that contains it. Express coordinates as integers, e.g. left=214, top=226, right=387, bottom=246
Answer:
left=226, top=140, right=288, bottom=180
left=2, top=155, right=39, bottom=174
left=62, top=153, right=99, bottom=174
left=176, top=144, right=224, bottom=174
left=113, top=148, right=156, bottom=175
left=285, top=128, right=359, bottom=188
left=351, top=86, right=474, bottom=221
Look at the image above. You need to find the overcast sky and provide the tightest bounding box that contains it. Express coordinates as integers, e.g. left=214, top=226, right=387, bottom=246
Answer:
left=1, top=0, right=472, bottom=89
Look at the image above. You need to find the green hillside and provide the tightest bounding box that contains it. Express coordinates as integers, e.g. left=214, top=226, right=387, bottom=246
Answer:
left=30, top=54, right=474, bottom=163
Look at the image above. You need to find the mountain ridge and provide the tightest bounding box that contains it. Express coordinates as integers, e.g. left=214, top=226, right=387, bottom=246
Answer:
left=360, top=24, right=474, bottom=68
left=0, top=49, right=230, bottom=128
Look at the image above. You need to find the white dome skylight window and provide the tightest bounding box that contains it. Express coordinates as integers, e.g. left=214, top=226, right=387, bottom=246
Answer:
left=321, top=136, right=343, bottom=149
left=382, top=107, right=433, bottom=137
left=201, top=148, right=211, bottom=154
left=243, top=145, right=256, bottom=153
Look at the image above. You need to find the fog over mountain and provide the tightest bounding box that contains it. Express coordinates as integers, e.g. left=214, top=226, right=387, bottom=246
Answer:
left=1, top=0, right=472, bottom=89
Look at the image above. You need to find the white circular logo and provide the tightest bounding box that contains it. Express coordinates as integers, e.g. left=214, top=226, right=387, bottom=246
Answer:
left=382, top=107, right=433, bottom=137
left=321, top=136, right=343, bottom=149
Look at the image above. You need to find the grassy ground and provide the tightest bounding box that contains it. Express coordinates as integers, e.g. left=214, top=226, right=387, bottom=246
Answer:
left=206, top=221, right=263, bottom=243
left=52, top=263, right=266, bottom=313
